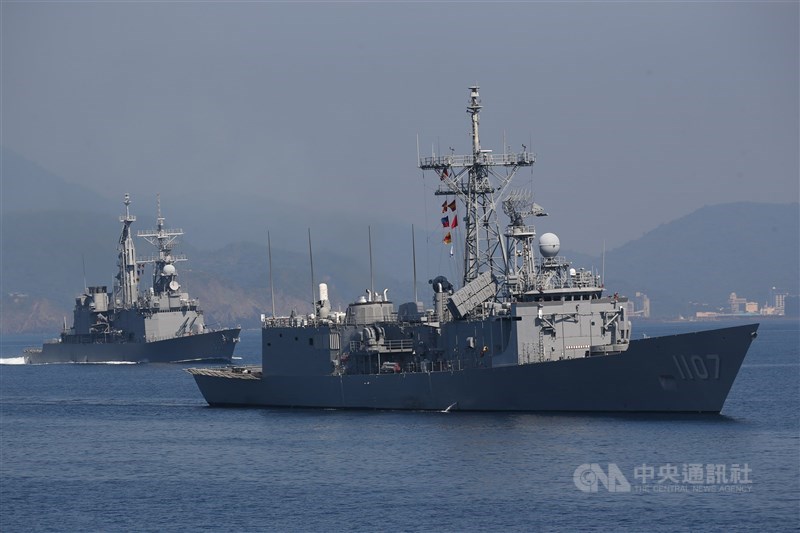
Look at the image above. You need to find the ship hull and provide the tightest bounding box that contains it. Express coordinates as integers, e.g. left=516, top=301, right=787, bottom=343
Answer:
left=27, top=328, right=241, bottom=364
left=189, top=324, right=757, bottom=413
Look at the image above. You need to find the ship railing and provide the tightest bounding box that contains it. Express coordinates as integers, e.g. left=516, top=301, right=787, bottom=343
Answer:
left=262, top=316, right=352, bottom=328
left=263, top=316, right=309, bottom=328
left=533, top=258, right=602, bottom=290
left=539, top=256, right=571, bottom=268
left=358, top=358, right=465, bottom=375
left=137, top=228, right=184, bottom=237
left=419, top=151, right=535, bottom=169
left=424, top=359, right=463, bottom=373
left=350, top=338, right=415, bottom=353
left=505, top=225, right=537, bottom=237
left=571, top=270, right=599, bottom=288
left=263, top=311, right=424, bottom=329
left=145, top=332, right=200, bottom=342
left=137, top=254, right=188, bottom=263
left=435, top=183, right=495, bottom=196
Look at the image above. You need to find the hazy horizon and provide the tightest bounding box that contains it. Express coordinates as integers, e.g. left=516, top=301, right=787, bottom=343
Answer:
left=3, top=2, right=798, bottom=257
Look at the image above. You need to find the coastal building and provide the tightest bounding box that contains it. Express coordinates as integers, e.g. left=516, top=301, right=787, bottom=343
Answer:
left=729, top=292, right=747, bottom=314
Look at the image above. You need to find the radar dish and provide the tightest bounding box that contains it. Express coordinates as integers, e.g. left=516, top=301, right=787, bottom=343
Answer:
left=168, top=280, right=180, bottom=292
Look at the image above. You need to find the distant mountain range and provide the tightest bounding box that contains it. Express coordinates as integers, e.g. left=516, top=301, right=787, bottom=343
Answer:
left=603, top=202, right=799, bottom=317
left=2, top=146, right=798, bottom=333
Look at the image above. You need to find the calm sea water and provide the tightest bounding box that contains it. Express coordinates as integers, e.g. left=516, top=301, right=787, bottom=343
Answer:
left=1, top=320, right=798, bottom=532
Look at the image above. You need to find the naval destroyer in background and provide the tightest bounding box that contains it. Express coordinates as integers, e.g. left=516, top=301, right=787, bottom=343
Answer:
left=26, top=195, right=240, bottom=364
left=188, top=87, right=758, bottom=412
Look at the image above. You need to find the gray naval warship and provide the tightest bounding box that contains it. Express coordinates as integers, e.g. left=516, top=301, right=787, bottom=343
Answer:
left=26, top=195, right=240, bottom=364
left=188, top=87, right=758, bottom=412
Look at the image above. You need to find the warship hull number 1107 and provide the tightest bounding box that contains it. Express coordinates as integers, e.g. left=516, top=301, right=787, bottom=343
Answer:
left=26, top=196, right=240, bottom=364
left=188, top=87, right=757, bottom=412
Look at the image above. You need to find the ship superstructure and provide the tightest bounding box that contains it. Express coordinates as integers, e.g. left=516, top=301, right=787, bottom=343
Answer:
left=27, top=195, right=240, bottom=364
left=188, top=87, right=757, bottom=412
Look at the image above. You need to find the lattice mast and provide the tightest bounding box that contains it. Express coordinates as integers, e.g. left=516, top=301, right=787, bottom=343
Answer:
left=116, top=194, right=139, bottom=308
left=137, top=195, right=187, bottom=295
left=419, top=86, right=535, bottom=287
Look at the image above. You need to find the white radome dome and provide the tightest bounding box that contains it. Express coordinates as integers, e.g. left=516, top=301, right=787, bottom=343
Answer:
left=539, top=233, right=560, bottom=258
left=162, top=264, right=177, bottom=276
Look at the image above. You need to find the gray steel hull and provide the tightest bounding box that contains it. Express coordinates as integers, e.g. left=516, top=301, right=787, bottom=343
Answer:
left=28, top=328, right=241, bottom=364
left=190, top=324, right=758, bottom=413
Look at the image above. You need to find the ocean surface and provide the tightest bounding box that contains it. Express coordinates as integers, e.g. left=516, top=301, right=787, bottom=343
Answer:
left=1, top=320, right=798, bottom=532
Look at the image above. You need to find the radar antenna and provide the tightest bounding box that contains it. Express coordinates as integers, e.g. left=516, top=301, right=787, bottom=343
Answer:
left=502, top=189, right=546, bottom=227
left=502, top=189, right=547, bottom=297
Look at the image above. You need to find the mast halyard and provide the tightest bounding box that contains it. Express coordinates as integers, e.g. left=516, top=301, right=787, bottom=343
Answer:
left=419, top=86, right=535, bottom=288
left=116, top=193, right=139, bottom=309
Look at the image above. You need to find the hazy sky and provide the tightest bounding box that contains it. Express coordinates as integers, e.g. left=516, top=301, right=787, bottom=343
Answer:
left=2, top=1, right=798, bottom=255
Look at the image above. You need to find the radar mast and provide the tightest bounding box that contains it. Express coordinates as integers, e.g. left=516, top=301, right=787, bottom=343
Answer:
left=503, top=189, right=546, bottom=296
left=419, top=86, right=535, bottom=287
left=137, top=195, right=187, bottom=295
left=115, top=193, right=139, bottom=309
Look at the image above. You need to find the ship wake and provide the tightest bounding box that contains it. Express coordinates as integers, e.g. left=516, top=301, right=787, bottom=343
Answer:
left=0, top=357, right=28, bottom=365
